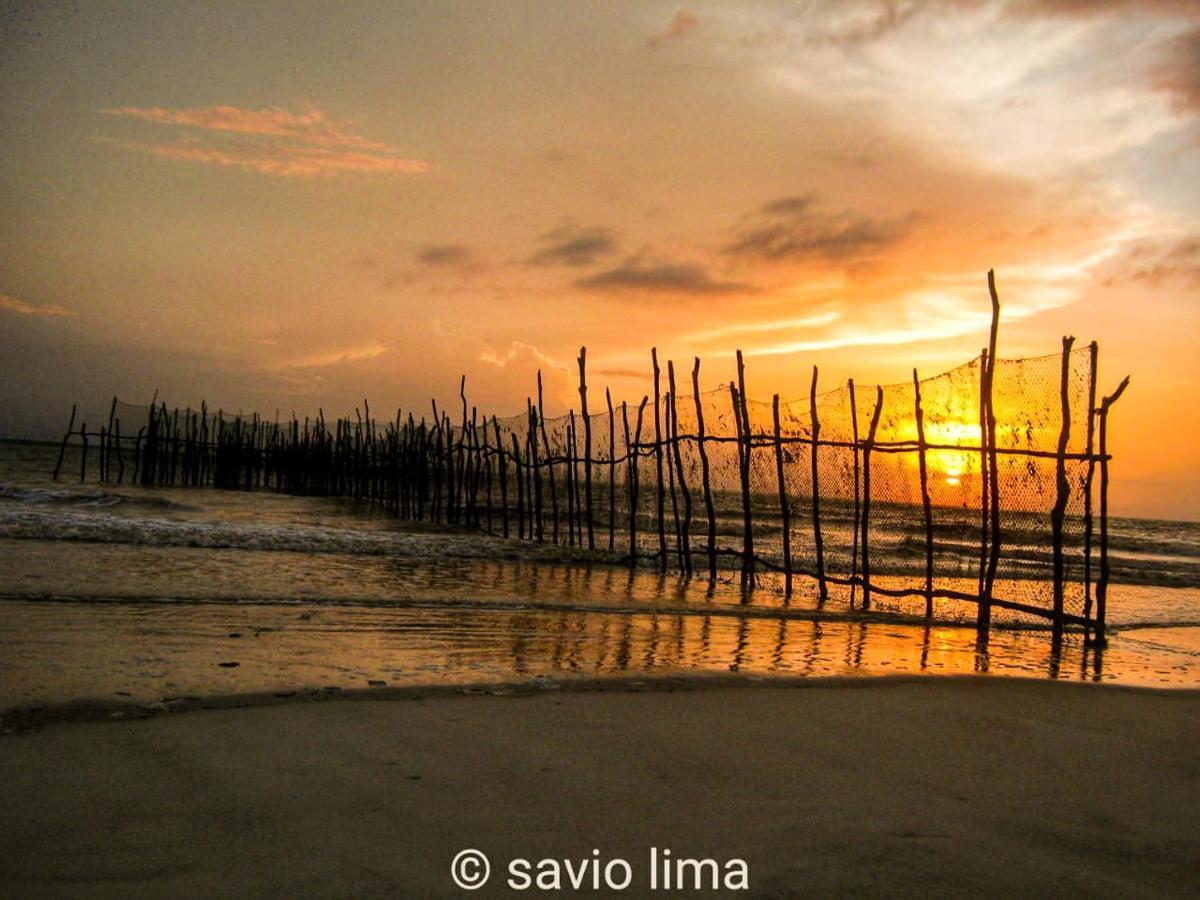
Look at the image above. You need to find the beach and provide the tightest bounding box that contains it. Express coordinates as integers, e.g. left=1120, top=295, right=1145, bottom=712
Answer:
left=2, top=677, right=1198, bottom=898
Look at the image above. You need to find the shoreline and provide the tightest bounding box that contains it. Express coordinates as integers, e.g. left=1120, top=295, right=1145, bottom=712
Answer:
left=5, top=671, right=1198, bottom=734
left=2, top=677, right=1197, bottom=897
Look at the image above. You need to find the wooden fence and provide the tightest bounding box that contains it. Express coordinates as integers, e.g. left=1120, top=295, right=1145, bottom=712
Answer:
left=52, top=273, right=1128, bottom=642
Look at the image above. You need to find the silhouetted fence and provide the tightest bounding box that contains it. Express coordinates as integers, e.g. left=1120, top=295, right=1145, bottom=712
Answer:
left=53, top=273, right=1128, bottom=641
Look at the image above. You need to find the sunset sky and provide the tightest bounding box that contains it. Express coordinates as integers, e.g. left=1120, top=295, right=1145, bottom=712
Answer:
left=1, top=1, right=1197, bottom=518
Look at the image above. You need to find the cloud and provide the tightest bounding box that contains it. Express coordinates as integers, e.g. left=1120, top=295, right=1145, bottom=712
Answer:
left=1153, top=27, right=1200, bottom=113
left=283, top=342, right=389, bottom=369
left=726, top=196, right=912, bottom=266
left=98, top=104, right=429, bottom=178
left=417, top=244, right=474, bottom=267
left=1102, top=235, right=1200, bottom=287
left=648, top=10, right=699, bottom=48
left=528, top=226, right=618, bottom=267
left=575, top=258, right=751, bottom=295
left=0, top=294, right=71, bottom=317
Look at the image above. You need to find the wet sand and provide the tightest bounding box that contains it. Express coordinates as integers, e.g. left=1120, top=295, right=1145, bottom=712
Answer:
left=1, top=676, right=1198, bottom=898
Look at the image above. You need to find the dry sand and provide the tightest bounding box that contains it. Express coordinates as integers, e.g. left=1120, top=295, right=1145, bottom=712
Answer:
left=1, top=676, right=1197, bottom=898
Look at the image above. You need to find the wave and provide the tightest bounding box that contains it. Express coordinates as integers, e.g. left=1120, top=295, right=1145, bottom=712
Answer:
left=0, top=485, right=192, bottom=512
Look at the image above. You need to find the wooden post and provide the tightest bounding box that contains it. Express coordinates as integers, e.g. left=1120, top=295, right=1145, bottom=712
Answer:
left=566, top=412, right=577, bottom=547
left=983, top=270, right=1002, bottom=617
left=692, top=358, right=717, bottom=581
left=79, top=422, right=89, bottom=482
left=664, top=389, right=683, bottom=570
left=772, top=394, right=792, bottom=597
left=809, top=366, right=827, bottom=602
left=913, top=369, right=934, bottom=617
left=53, top=404, right=77, bottom=481
left=848, top=380, right=861, bottom=608
left=861, top=387, right=884, bottom=610
left=977, top=349, right=990, bottom=610
left=494, top=417, right=509, bottom=537
left=528, top=399, right=544, bottom=542
left=1082, top=341, right=1099, bottom=623
left=1050, top=335, right=1076, bottom=640
left=621, top=400, right=635, bottom=560
left=578, top=347, right=594, bottom=550
left=1096, top=376, right=1129, bottom=646
left=651, top=348, right=667, bottom=569
left=114, top=418, right=124, bottom=483
left=537, top=372, right=559, bottom=544
left=606, top=387, right=616, bottom=552
left=104, top=397, right=117, bottom=483
left=735, top=351, right=755, bottom=582
left=630, top=398, right=649, bottom=565
left=668, top=361, right=692, bottom=575
left=511, top=431, right=525, bottom=539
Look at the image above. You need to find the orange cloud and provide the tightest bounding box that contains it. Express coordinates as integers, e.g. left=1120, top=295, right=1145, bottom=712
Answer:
left=99, top=104, right=429, bottom=177
left=0, top=294, right=71, bottom=317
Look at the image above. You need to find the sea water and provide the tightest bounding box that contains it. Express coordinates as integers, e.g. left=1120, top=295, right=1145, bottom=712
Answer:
left=1, top=441, right=1197, bottom=712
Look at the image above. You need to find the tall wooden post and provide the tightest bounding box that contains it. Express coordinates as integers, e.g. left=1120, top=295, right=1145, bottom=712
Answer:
left=668, top=361, right=692, bottom=575
left=735, top=351, right=755, bottom=582
left=651, top=349, right=667, bottom=569
left=692, top=358, right=717, bottom=581
left=772, top=394, right=792, bottom=597
left=848, top=381, right=861, bottom=609
left=913, top=369, right=934, bottom=617
left=809, top=366, right=827, bottom=602
left=1050, top=335, right=1076, bottom=640
left=861, top=387, right=884, bottom=610
left=606, top=387, right=616, bottom=552
left=1082, top=341, right=1099, bottom=623
left=983, top=270, right=1002, bottom=617
left=578, top=347, right=595, bottom=550
left=53, top=404, right=77, bottom=481
left=1096, top=376, right=1129, bottom=646
left=537, top=372, right=559, bottom=544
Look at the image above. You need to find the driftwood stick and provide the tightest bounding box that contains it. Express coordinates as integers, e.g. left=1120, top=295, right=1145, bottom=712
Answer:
left=809, top=366, right=827, bottom=602
left=651, top=348, right=667, bottom=569
left=913, top=369, right=934, bottom=617
left=622, top=400, right=635, bottom=561
left=1096, top=375, right=1129, bottom=645
left=606, top=387, right=616, bottom=551
left=53, top=404, right=77, bottom=481
left=861, top=386, right=884, bottom=610
left=537, top=371, right=559, bottom=544
left=511, top=431, right=525, bottom=540
left=848, top=381, right=860, bottom=608
left=735, top=351, right=755, bottom=583
left=668, top=361, right=692, bottom=575
left=578, top=347, right=594, bottom=550
left=772, top=394, right=792, bottom=597
left=494, top=417, right=509, bottom=537
left=692, top=358, right=717, bottom=581
left=664, top=390, right=683, bottom=570
left=982, top=270, right=1002, bottom=622
left=1050, top=335, right=1076, bottom=639
left=1082, top=341, right=1099, bottom=623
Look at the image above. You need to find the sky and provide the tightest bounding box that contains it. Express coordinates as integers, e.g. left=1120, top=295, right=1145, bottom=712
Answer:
left=1, top=0, right=1197, bottom=519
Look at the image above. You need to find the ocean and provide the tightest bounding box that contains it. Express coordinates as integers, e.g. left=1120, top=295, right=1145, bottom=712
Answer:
left=2, top=441, right=1198, bottom=716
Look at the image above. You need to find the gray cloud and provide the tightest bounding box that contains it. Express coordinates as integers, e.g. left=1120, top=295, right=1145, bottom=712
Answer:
left=529, top=226, right=618, bottom=267
left=575, top=259, right=750, bottom=296
left=1153, top=27, right=1200, bottom=113
left=417, top=244, right=474, bottom=267
left=727, top=196, right=911, bottom=264
left=1106, top=235, right=1200, bottom=288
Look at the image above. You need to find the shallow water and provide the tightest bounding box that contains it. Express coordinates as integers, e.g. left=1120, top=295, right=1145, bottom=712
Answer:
left=1, top=441, right=1198, bottom=711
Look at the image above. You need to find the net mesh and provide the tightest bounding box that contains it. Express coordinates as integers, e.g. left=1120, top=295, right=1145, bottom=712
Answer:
left=62, top=344, right=1106, bottom=629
